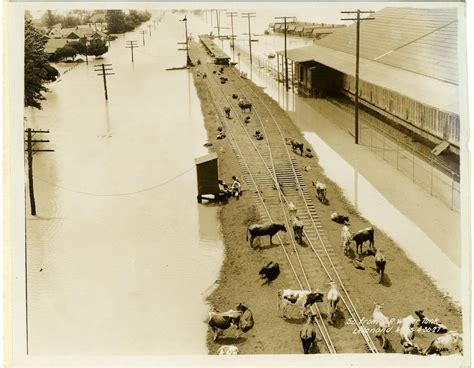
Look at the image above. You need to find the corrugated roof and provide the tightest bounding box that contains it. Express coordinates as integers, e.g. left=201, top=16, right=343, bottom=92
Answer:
left=316, top=7, right=458, bottom=84
left=276, top=44, right=458, bottom=114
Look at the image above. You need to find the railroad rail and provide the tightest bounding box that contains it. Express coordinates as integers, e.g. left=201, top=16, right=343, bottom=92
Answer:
left=191, top=42, right=378, bottom=354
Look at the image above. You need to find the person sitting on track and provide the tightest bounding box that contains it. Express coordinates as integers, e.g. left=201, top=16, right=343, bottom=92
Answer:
left=231, top=177, right=241, bottom=199
left=218, top=180, right=231, bottom=197
left=244, top=116, right=251, bottom=124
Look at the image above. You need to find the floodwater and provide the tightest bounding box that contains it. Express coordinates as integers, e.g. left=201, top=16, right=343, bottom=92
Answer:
left=24, top=13, right=224, bottom=354
left=194, top=14, right=462, bottom=304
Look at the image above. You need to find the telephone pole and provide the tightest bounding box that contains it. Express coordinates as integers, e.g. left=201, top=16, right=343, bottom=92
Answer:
left=275, top=16, right=296, bottom=91
left=180, top=16, right=192, bottom=66
left=94, top=63, right=114, bottom=100
left=215, top=9, right=221, bottom=38
left=341, top=10, right=375, bottom=144
left=139, top=30, right=146, bottom=46
left=125, top=40, right=138, bottom=63
left=24, top=129, right=54, bottom=216
left=148, top=24, right=152, bottom=36
left=241, top=12, right=256, bottom=65
left=226, top=12, right=237, bottom=49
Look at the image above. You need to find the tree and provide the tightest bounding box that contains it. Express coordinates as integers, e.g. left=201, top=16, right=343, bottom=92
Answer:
left=24, top=10, right=32, bottom=20
left=24, top=19, right=59, bottom=109
left=41, top=10, right=59, bottom=28
left=105, top=10, right=129, bottom=34
left=87, top=39, right=108, bottom=57
left=56, top=45, right=78, bottom=61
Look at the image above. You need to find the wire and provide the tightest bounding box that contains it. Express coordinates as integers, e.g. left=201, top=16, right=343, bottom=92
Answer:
left=34, top=165, right=195, bottom=197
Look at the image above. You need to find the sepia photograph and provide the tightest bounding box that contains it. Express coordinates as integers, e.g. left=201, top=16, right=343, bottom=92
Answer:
left=3, top=1, right=471, bottom=366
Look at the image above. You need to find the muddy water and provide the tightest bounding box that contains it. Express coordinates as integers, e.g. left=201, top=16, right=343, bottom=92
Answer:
left=211, top=31, right=461, bottom=304
left=24, top=13, right=223, bottom=354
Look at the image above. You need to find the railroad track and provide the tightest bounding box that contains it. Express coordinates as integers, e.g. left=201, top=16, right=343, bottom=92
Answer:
left=191, top=42, right=378, bottom=354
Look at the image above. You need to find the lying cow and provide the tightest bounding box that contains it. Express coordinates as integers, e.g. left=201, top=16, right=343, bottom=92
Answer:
left=415, top=310, right=448, bottom=334
left=352, top=227, right=374, bottom=255
left=259, top=261, right=280, bottom=283
left=246, top=222, right=287, bottom=248
left=278, top=289, right=324, bottom=319
left=300, top=313, right=317, bottom=354
left=312, top=180, right=327, bottom=204
left=217, top=345, right=239, bottom=355
left=292, top=216, right=304, bottom=245
left=288, top=201, right=297, bottom=217
left=331, top=212, right=349, bottom=224
left=208, top=303, right=254, bottom=341
left=424, top=331, right=463, bottom=355
left=375, top=249, right=386, bottom=284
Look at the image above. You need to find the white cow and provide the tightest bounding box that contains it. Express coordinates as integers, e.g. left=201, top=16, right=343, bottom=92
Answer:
left=424, top=331, right=463, bottom=355
left=327, top=281, right=340, bottom=325
left=399, top=315, right=419, bottom=353
left=312, top=180, right=327, bottom=204
left=278, top=289, right=324, bottom=318
left=373, top=303, right=390, bottom=350
left=341, top=225, right=352, bottom=255
left=288, top=201, right=297, bottom=217
left=217, top=345, right=239, bottom=355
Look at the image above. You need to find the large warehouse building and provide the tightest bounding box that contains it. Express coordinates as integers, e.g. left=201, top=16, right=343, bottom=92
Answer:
left=277, top=7, right=461, bottom=154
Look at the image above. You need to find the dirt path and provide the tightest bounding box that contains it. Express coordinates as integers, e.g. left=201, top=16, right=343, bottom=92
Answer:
left=188, top=41, right=462, bottom=355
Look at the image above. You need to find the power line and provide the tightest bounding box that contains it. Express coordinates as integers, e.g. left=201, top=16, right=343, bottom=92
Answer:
left=34, top=165, right=195, bottom=197
left=341, top=9, right=375, bottom=145
left=125, top=40, right=139, bottom=63
left=226, top=12, right=238, bottom=49
left=241, top=13, right=256, bottom=66
left=94, top=63, right=114, bottom=100
left=275, top=16, right=296, bottom=91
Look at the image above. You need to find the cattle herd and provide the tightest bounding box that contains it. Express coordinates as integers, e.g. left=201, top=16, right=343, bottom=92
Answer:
left=207, top=129, right=462, bottom=356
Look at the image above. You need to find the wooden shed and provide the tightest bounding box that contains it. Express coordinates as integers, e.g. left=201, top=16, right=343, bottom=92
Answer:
left=195, top=152, right=219, bottom=203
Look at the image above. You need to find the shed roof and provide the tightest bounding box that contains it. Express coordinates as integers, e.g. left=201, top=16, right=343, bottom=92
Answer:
left=295, top=26, right=304, bottom=32
left=316, top=7, right=458, bottom=84
left=195, top=152, right=218, bottom=165
left=277, top=44, right=458, bottom=114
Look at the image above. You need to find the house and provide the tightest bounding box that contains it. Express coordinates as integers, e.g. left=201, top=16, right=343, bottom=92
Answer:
left=44, top=38, right=70, bottom=55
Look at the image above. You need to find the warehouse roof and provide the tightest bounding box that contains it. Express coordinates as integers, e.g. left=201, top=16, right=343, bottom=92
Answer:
left=276, top=44, right=459, bottom=114
left=316, top=7, right=458, bottom=85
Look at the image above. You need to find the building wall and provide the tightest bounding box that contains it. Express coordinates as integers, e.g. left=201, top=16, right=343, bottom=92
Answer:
left=342, top=75, right=460, bottom=148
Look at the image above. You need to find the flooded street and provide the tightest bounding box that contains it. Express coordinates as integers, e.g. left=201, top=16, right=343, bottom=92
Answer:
left=206, top=20, right=461, bottom=303
left=25, top=13, right=223, bottom=354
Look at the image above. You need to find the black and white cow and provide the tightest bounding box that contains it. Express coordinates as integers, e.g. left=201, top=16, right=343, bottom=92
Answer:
left=331, top=212, right=349, bottom=224
left=278, top=289, right=324, bottom=318
left=312, top=180, right=327, bottom=204
left=415, top=310, right=448, bottom=334
left=375, top=249, right=386, bottom=284
left=424, top=331, right=463, bottom=355
left=207, top=303, right=254, bottom=341
left=300, top=313, right=317, bottom=354
left=246, top=223, right=287, bottom=247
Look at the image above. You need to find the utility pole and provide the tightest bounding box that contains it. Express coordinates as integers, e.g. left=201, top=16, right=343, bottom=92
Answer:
left=275, top=16, right=296, bottom=91
left=215, top=9, right=221, bottom=38
left=180, top=16, right=192, bottom=67
left=94, top=63, right=114, bottom=100
left=148, top=24, right=152, bottom=36
left=24, top=129, right=54, bottom=216
left=226, top=12, right=237, bottom=49
left=125, top=40, right=138, bottom=63
left=241, top=12, right=256, bottom=65
left=341, top=9, right=374, bottom=144
left=153, top=19, right=157, bottom=30
left=139, top=30, right=146, bottom=46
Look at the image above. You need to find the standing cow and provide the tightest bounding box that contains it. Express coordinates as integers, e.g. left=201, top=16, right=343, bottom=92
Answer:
left=292, top=216, right=304, bottom=245
left=327, top=281, right=340, bottom=325
left=300, top=313, right=317, bottom=354
left=375, top=249, right=386, bottom=284
left=312, top=180, right=327, bottom=204
left=246, top=222, right=287, bottom=247
left=278, top=289, right=324, bottom=318
left=352, top=227, right=375, bottom=255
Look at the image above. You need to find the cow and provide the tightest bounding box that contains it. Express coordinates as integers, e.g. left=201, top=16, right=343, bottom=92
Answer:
left=399, top=315, right=420, bottom=354
left=208, top=304, right=254, bottom=341
left=292, top=216, right=304, bottom=245
left=278, top=289, right=324, bottom=319
left=288, top=201, right=297, bottom=218
left=341, top=225, right=352, bottom=256
left=327, top=281, right=340, bottom=325
left=217, top=345, right=239, bottom=355
left=415, top=310, right=448, bottom=334
left=224, top=106, right=231, bottom=119
left=312, top=180, right=327, bottom=204
left=246, top=223, right=287, bottom=247
left=372, top=303, right=390, bottom=350
left=232, top=94, right=238, bottom=99
left=300, top=313, right=317, bottom=354
left=352, top=227, right=374, bottom=255
left=238, top=99, right=252, bottom=113
left=375, top=249, right=386, bottom=284
left=259, top=261, right=280, bottom=283
left=331, top=212, right=349, bottom=224
left=424, top=331, right=463, bottom=355
left=208, top=308, right=242, bottom=341
left=285, top=138, right=304, bottom=156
